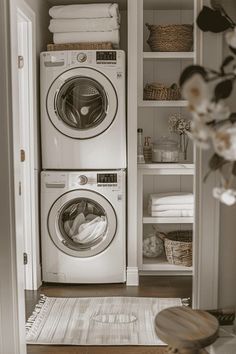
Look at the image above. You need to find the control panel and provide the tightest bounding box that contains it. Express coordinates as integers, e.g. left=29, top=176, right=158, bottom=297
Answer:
left=97, top=173, right=117, bottom=185
left=96, top=51, right=117, bottom=63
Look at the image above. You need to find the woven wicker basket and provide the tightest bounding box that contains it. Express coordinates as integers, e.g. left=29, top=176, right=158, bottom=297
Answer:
left=47, top=42, right=113, bottom=51
left=146, top=23, right=193, bottom=52
left=164, top=230, right=192, bottom=267
left=144, top=83, right=181, bottom=101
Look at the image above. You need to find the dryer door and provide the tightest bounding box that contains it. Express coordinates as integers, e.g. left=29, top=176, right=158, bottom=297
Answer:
left=48, top=190, right=117, bottom=257
left=47, top=67, right=118, bottom=139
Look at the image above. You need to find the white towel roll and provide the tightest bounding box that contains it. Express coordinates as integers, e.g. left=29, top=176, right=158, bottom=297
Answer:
left=49, top=4, right=119, bottom=19
left=53, top=30, right=120, bottom=47
left=49, top=17, right=120, bottom=33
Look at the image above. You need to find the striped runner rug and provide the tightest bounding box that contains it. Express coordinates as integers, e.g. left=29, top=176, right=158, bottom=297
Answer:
left=26, top=296, right=182, bottom=346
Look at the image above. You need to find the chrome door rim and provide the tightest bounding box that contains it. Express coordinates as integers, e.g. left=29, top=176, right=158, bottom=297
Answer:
left=48, top=190, right=117, bottom=257
left=47, top=67, right=118, bottom=139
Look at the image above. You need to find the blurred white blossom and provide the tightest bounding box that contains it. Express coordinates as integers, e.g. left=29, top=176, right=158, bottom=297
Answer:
left=213, top=187, right=236, bottom=206
left=212, top=125, right=236, bottom=161
left=187, top=120, right=212, bottom=149
left=182, top=73, right=211, bottom=110
left=225, top=28, right=236, bottom=49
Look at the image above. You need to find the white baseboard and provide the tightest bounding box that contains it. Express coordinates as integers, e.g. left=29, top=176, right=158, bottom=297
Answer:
left=126, top=267, right=139, bottom=286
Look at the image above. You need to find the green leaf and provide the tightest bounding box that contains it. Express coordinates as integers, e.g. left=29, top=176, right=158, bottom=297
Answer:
left=229, top=112, right=236, bottom=123
left=204, top=154, right=228, bottom=182
left=214, top=79, right=233, bottom=101
left=232, top=162, right=236, bottom=176
left=220, top=55, right=234, bottom=73
left=179, top=65, right=207, bottom=87
left=197, top=6, right=232, bottom=33
left=209, top=153, right=227, bottom=170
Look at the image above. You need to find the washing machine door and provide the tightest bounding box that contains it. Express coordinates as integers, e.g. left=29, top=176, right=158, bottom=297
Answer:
left=48, top=190, right=117, bottom=257
left=47, top=67, right=118, bottom=139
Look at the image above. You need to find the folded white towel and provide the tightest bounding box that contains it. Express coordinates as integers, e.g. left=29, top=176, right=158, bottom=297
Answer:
left=49, top=17, right=120, bottom=33
left=49, top=4, right=119, bottom=19
left=150, top=204, right=194, bottom=212
left=53, top=30, right=120, bottom=47
left=149, top=192, right=194, bottom=205
left=151, top=210, right=194, bottom=217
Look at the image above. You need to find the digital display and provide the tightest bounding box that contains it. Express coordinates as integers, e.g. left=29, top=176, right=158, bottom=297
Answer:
left=96, top=51, right=117, bottom=61
left=97, top=173, right=117, bottom=184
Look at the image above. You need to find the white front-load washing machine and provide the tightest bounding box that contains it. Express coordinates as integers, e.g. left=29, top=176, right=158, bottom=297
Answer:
left=41, top=170, right=126, bottom=283
left=40, top=50, right=126, bottom=169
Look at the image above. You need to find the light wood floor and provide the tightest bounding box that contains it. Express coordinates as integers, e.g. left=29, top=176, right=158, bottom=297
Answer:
left=26, top=276, right=192, bottom=354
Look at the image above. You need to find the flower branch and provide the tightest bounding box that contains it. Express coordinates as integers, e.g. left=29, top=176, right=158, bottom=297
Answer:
left=179, top=0, right=236, bottom=205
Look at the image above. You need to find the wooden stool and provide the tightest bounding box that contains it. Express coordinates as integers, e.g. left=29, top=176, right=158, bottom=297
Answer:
left=155, top=306, right=219, bottom=354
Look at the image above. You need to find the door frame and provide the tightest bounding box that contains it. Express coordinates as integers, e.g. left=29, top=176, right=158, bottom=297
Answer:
left=0, top=0, right=26, bottom=352
left=13, top=0, right=41, bottom=291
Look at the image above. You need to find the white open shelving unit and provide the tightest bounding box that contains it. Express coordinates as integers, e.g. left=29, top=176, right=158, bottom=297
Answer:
left=137, top=0, right=197, bottom=276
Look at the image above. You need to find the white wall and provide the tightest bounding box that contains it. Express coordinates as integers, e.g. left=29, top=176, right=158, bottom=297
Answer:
left=25, top=0, right=51, bottom=54
left=218, top=0, right=236, bottom=309
left=24, top=0, right=51, bottom=169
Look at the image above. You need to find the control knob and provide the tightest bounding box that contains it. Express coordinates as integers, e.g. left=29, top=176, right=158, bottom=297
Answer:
left=77, top=52, right=87, bottom=63
left=78, top=175, right=88, bottom=185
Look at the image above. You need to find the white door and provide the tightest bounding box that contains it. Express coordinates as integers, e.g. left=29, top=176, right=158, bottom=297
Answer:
left=47, top=67, right=118, bottom=139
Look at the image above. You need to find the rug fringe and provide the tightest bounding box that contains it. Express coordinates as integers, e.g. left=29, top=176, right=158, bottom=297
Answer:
left=25, top=294, right=47, bottom=333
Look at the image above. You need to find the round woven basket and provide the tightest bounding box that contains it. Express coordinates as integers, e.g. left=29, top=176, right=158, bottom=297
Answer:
left=144, top=83, right=181, bottom=101
left=164, top=230, right=192, bottom=267
left=146, top=23, right=193, bottom=52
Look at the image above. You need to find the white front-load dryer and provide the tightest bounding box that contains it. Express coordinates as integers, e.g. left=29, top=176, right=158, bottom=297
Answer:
left=41, top=170, right=126, bottom=283
left=40, top=50, right=126, bottom=169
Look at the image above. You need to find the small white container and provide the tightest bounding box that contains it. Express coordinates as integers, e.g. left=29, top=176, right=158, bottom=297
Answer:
left=152, top=136, right=179, bottom=163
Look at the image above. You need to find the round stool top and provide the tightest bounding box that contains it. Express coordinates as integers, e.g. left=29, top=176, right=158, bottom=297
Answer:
left=155, top=306, right=219, bottom=350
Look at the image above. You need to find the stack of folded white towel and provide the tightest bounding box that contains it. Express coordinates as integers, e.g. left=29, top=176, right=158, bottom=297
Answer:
left=148, top=192, right=194, bottom=217
left=49, top=3, right=120, bottom=47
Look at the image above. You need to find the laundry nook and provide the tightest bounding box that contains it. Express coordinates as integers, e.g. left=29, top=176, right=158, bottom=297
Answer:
left=1, top=0, right=236, bottom=354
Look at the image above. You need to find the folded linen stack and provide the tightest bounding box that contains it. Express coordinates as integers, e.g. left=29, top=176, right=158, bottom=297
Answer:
left=49, top=3, right=120, bottom=48
left=148, top=192, right=194, bottom=217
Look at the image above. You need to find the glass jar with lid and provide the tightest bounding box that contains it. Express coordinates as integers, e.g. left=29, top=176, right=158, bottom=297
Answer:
left=152, top=136, right=179, bottom=163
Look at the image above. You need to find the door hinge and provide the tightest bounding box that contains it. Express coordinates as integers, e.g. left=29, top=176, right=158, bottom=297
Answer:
left=18, top=55, right=24, bottom=69
left=20, top=149, right=26, bottom=162
left=23, top=252, right=28, bottom=265
left=19, top=181, right=22, bottom=196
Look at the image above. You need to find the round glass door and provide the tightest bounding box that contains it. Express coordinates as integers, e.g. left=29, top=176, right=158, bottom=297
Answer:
left=48, top=190, right=117, bottom=257
left=47, top=67, right=118, bottom=139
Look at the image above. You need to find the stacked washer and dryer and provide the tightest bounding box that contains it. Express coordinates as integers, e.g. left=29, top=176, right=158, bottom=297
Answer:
left=40, top=50, right=126, bottom=283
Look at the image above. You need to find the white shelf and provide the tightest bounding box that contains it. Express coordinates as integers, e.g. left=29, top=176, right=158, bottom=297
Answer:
left=143, top=211, right=194, bottom=224
left=143, top=52, right=195, bottom=59
left=143, top=0, right=193, bottom=10
left=139, top=100, right=188, bottom=107
left=138, top=163, right=194, bottom=175
left=142, top=256, right=193, bottom=272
